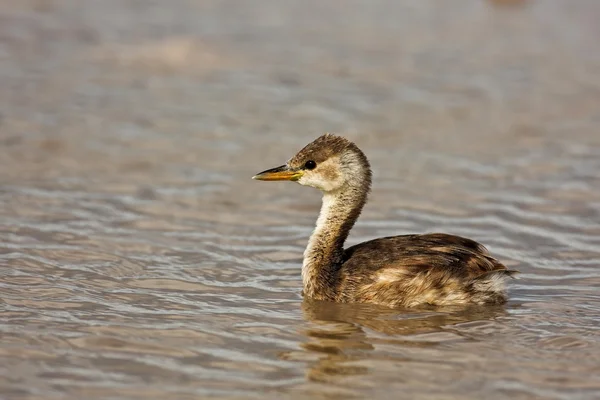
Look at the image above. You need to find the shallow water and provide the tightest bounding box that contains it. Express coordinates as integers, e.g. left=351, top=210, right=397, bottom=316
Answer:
left=1, top=0, right=600, bottom=399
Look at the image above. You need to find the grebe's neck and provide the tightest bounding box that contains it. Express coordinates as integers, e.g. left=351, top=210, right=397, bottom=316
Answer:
left=302, top=183, right=369, bottom=299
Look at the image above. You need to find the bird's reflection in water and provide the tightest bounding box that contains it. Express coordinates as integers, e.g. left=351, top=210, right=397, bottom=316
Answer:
left=281, top=299, right=508, bottom=385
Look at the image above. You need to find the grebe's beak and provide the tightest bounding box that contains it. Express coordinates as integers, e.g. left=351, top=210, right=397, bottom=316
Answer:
left=252, top=165, right=303, bottom=181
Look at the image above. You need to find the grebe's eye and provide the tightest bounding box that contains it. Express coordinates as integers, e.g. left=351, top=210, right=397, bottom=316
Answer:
left=304, top=160, right=316, bottom=170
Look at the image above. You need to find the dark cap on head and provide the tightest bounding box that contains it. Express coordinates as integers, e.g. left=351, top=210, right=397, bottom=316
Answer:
left=288, top=133, right=361, bottom=169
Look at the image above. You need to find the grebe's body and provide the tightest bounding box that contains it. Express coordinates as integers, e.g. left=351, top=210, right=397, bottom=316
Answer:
left=253, top=134, right=515, bottom=308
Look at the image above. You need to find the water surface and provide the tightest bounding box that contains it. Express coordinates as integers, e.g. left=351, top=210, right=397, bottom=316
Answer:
left=1, top=1, right=600, bottom=399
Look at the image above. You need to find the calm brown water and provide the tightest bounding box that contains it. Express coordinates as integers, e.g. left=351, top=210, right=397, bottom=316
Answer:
left=1, top=1, right=600, bottom=399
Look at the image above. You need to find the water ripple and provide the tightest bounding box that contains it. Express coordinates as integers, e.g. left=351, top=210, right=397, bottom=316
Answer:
left=1, top=1, right=600, bottom=399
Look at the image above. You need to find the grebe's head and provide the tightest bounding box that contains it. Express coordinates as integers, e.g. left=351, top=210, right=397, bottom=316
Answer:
left=253, top=133, right=371, bottom=194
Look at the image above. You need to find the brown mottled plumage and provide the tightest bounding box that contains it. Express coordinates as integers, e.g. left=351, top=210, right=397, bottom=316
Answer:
left=253, top=133, right=516, bottom=308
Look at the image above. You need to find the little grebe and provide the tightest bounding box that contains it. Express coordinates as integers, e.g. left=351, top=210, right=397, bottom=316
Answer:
left=253, top=134, right=516, bottom=307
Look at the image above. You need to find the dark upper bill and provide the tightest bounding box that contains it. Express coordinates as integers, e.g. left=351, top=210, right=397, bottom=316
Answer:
left=252, top=165, right=304, bottom=181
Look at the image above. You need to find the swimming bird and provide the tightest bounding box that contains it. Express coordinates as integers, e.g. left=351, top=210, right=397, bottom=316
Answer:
left=253, top=134, right=516, bottom=308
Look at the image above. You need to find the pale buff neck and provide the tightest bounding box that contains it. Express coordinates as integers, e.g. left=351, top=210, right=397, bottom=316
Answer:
left=302, top=183, right=368, bottom=299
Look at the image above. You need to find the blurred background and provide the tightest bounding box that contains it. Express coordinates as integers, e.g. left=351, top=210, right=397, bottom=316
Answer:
left=1, top=1, right=600, bottom=399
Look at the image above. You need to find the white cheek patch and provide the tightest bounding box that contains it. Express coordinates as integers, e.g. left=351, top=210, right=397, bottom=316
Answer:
left=298, top=174, right=339, bottom=191
left=297, top=157, right=345, bottom=192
